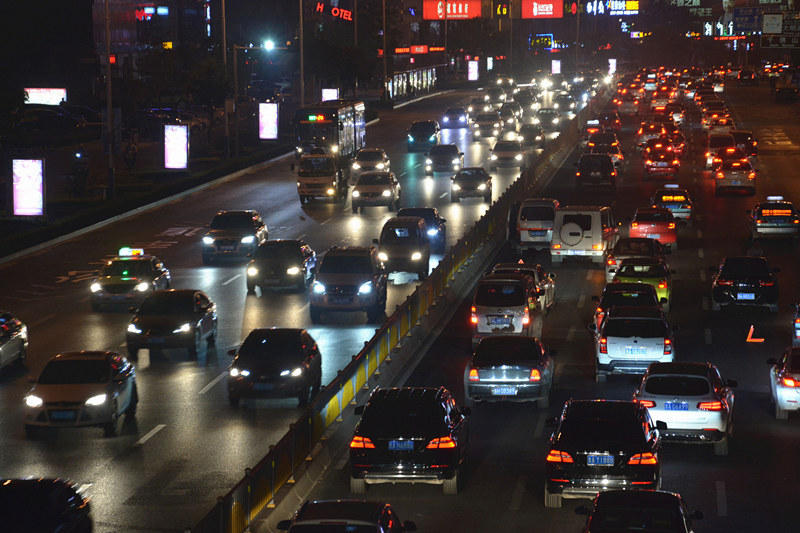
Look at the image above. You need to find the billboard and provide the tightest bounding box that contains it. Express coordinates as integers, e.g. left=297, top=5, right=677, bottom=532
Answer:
left=552, top=59, right=561, bottom=75
left=12, top=159, right=45, bottom=217
left=164, top=124, right=189, bottom=169
left=423, top=1, right=482, bottom=20
left=522, top=0, right=564, bottom=18
left=24, top=88, right=67, bottom=106
left=321, top=88, right=339, bottom=101
left=468, top=60, right=479, bottom=81
left=258, top=103, right=279, bottom=140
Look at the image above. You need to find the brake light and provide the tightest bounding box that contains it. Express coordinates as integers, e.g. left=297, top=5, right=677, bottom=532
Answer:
left=522, top=310, right=531, bottom=326
left=350, top=435, right=375, bottom=449
left=697, top=401, right=724, bottom=411
left=645, top=160, right=652, bottom=166
left=607, top=257, right=616, bottom=266
left=672, top=160, right=680, bottom=166
left=628, top=453, right=658, bottom=465
left=427, top=436, right=457, bottom=449
left=529, top=368, right=541, bottom=382
left=634, top=100, right=639, bottom=105
left=795, top=318, right=800, bottom=325
left=726, top=147, right=735, bottom=153
left=469, top=368, right=479, bottom=382
left=470, top=305, right=478, bottom=325
left=576, top=171, right=581, bottom=177
left=552, top=244, right=561, bottom=249
left=599, top=337, right=608, bottom=354
left=759, top=280, right=775, bottom=287
left=658, top=281, right=668, bottom=289
left=636, top=399, right=656, bottom=408
left=611, top=170, right=617, bottom=176
left=546, top=450, right=574, bottom=463
left=705, top=151, right=711, bottom=158
left=716, top=172, right=724, bottom=179
left=716, top=279, right=733, bottom=286
left=637, top=128, right=643, bottom=135
left=781, top=376, right=799, bottom=388
left=748, top=172, right=756, bottom=180
left=664, top=338, right=672, bottom=355
left=593, top=244, right=603, bottom=250
left=631, top=222, right=639, bottom=228
left=667, top=222, right=676, bottom=229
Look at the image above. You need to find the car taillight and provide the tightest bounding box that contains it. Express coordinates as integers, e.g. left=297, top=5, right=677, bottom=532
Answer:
left=716, top=279, right=733, bottom=286
left=599, top=337, right=608, bottom=354
left=470, top=306, right=478, bottom=325
left=672, top=160, right=680, bottom=166
left=607, top=257, right=616, bottom=266
left=748, top=172, right=756, bottom=180
left=759, top=280, right=775, bottom=287
left=644, top=160, right=652, bottom=166
left=628, top=452, right=658, bottom=465
left=522, top=310, right=530, bottom=326
left=664, top=338, right=673, bottom=355
left=658, top=281, right=668, bottom=290
left=576, top=171, right=581, bottom=177
left=611, top=170, right=617, bottom=176
left=468, top=368, right=479, bottom=382
left=529, top=368, right=541, bottom=382
left=705, top=151, right=711, bottom=158
left=552, top=243, right=562, bottom=249
left=638, top=128, right=643, bottom=135
left=795, top=318, right=800, bottom=325
left=636, top=399, right=656, bottom=408
left=350, top=435, right=375, bottom=449
left=426, top=436, right=456, bottom=449
left=781, top=376, right=799, bottom=388
left=716, top=172, right=724, bottom=179
left=593, top=244, right=603, bottom=250
left=546, top=450, right=574, bottom=463
left=698, top=401, right=724, bottom=411
left=667, top=222, right=676, bottom=229
left=631, top=222, right=639, bottom=228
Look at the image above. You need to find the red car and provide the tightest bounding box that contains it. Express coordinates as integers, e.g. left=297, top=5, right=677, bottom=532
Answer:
left=629, top=207, right=677, bottom=250
left=643, top=138, right=680, bottom=177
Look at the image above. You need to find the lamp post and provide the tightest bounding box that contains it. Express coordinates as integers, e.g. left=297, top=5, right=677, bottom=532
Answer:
left=222, top=0, right=230, bottom=158
left=103, top=0, right=115, bottom=199
left=382, top=0, right=387, bottom=100
left=300, top=0, right=305, bottom=106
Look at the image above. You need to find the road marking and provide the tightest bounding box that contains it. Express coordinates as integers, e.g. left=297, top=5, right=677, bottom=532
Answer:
left=585, top=270, right=593, bottom=281
left=697, top=229, right=703, bottom=239
left=508, top=475, right=527, bottom=511
left=705, top=328, right=712, bottom=345
left=30, top=313, right=56, bottom=329
left=199, top=372, right=227, bottom=395
left=702, top=297, right=709, bottom=311
left=399, top=171, right=407, bottom=177
left=321, top=217, right=332, bottom=225
left=136, top=424, right=166, bottom=446
left=222, top=274, right=241, bottom=286
left=439, top=192, right=448, bottom=199
left=715, top=480, right=727, bottom=517
left=533, top=414, right=546, bottom=439
left=698, top=248, right=704, bottom=259
left=334, top=450, right=350, bottom=471
left=700, top=270, right=707, bottom=282
left=746, top=325, right=765, bottom=343
left=577, top=294, right=586, bottom=308
left=566, top=326, right=576, bottom=341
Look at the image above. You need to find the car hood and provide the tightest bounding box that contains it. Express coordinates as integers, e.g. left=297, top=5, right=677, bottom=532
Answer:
left=96, top=276, right=144, bottom=285
left=354, top=184, right=393, bottom=193
left=134, top=314, right=196, bottom=330
left=315, top=273, right=372, bottom=286
left=29, top=383, right=108, bottom=403
left=205, top=229, right=252, bottom=239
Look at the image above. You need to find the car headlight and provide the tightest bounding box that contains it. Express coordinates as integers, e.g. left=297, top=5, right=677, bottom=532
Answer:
left=382, top=189, right=392, bottom=197
left=173, top=322, right=192, bottom=334
left=291, top=367, right=303, bottom=377
left=554, top=103, right=560, bottom=109
left=230, top=368, right=251, bottom=377
left=490, top=154, right=498, bottom=160
left=377, top=252, right=389, bottom=262
left=358, top=281, right=373, bottom=295
left=552, top=117, right=559, bottom=124
left=85, top=393, right=107, bottom=406
left=202, top=236, right=214, bottom=245
left=451, top=183, right=461, bottom=191
left=535, top=135, right=542, bottom=141
left=352, top=162, right=361, bottom=170
left=330, top=145, right=338, bottom=153
left=411, top=251, right=422, bottom=261
left=127, top=324, right=142, bottom=334
left=459, top=116, right=466, bottom=122
left=90, top=282, right=102, bottom=293
left=515, top=153, right=523, bottom=161
left=135, top=281, right=150, bottom=292
left=426, top=158, right=433, bottom=165
left=24, top=395, right=43, bottom=408
left=326, top=188, right=335, bottom=196
left=408, top=134, right=414, bottom=141
left=533, top=118, right=541, bottom=125
left=296, top=147, right=303, bottom=153
left=247, top=266, right=259, bottom=276
left=493, top=123, right=500, bottom=128
left=473, top=123, right=479, bottom=128
left=312, top=281, right=326, bottom=294
left=468, top=106, right=474, bottom=112
left=518, top=136, right=525, bottom=142
left=443, top=117, right=449, bottom=122
left=286, top=266, right=301, bottom=276
left=507, top=118, right=514, bottom=123
left=478, top=183, right=487, bottom=191
left=240, top=235, right=256, bottom=244
left=352, top=190, right=360, bottom=198
left=376, top=162, right=385, bottom=170
left=429, top=135, right=436, bottom=141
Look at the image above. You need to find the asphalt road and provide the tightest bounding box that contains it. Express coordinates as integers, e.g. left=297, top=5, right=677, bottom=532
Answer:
left=277, top=83, right=800, bottom=532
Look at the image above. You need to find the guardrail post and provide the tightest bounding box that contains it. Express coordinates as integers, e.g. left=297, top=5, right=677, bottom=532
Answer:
left=244, top=467, right=253, bottom=529
left=288, top=425, right=297, bottom=484
left=336, top=371, right=345, bottom=421
left=351, top=355, right=358, bottom=403
left=267, top=446, right=277, bottom=509
left=217, top=496, right=225, bottom=533
left=383, top=330, right=391, bottom=363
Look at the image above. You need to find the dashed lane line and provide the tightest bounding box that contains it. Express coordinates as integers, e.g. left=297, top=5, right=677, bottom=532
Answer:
left=585, top=270, right=593, bottom=281
left=508, top=476, right=527, bottom=511
left=222, top=274, right=241, bottom=286
left=199, top=372, right=227, bottom=395
left=30, top=313, right=56, bottom=329
left=439, top=192, right=448, bottom=199
left=135, top=424, right=166, bottom=446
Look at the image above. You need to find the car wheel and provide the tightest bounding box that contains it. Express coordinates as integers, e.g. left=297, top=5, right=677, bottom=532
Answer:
left=246, top=283, right=256, bottom=294
left=310, top=306, right=322, bottom=324
left=775, top=402, right=788, bottom=420
left=16, top=345, right=27, bottom=367
left=544, top=486, right=562, bottom=508
left=352, top=205, right=359, bottom=214
left=713, top=436, right=729, bottom=456
left=442, top=468, right=460, bottom=495
left=188, top=331, right=201, bottom=360
left=103, top=402, right=120, bottom=438
left=126, top=385, right=138, bottom=416
left=229, top=394, right=241, bottom=408
left=350, top=477, right=366, bottom=494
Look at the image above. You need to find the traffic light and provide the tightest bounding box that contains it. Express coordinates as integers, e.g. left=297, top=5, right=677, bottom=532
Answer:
left=494, top=1, right=510, bottom=17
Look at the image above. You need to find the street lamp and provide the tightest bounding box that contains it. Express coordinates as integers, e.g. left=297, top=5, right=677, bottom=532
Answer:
left=263, top=39, right=275, bottom=52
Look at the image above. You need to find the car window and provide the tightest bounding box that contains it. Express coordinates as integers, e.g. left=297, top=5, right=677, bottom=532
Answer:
left=561, top=214, right=593, bottom=232
left=520, top=206, right=554, bottom=221
left=579, top=156, right=613, bottom=172
left=38, top=359, right=109, bottom=384
left=474, top=338, right=544, bottom=365
left=429, top=145, right=459, bottom=156
left=381, top=225, right=420, bottom=243
left=319, top=255, right=372, bottom=274
left=635, top=211, right=673, bottom=223
left=456, top=169, right=487, bottom=181
left=494, top=141, right=521, bottom=151
left=357, top=150, right=384, bottom=161
left=720, top=258, right=769, bottom=278
left=211, top=213, right=257, bottom=230
left=357, top=173, right=393, bottom=185
left=604, top=318, right=667, bottom=338
left=615, top=239, right=656, bottom=256
left=237, top=331, right=302, bottom=366
left=644, top=375, right=710, bottom=395
left=139, top=293, right=193, bottom=314
left=617, top=263, right=667, bottom=278
left=101, top=260, right=153, bottom=277
left=476, top=113, right=498, bottom=122
left=255, top=242, right=303, bottom=262
left=475, top=282, right=525, bottom=307
left=360, top=398, right=447, bottom=437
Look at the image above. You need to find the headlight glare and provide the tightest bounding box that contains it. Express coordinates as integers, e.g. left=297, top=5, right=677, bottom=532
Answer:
left=291, top=367, right=303, bottom=377
left=358, top=281, right=373, bottom=295
left=478, top=183, right=487, bottom=191
left=515, top=153, right=523, bottom=161
left=451, top=183, right=461, bottom=191
left=135, top=281, right=150, bottom=292
left=127, top=324, right=142, bottom=334
left=312, top=281, right=326, bottom=294
left=286, top=266, right=301, bottom=276
left=90, top=282, right=102, bottom=293
left=25, top=395, right=43, bottom=408
left=247, top=266, right=259, bottom=276
left=202, top=236, right=214, bottom=245
left=352, top=190, right=360, bottom=198
left=427, top=228, right=438, bottom=236
left=173, top=322, right=192, bottom=334
left=352, top=162, right=360, bottom=170
left=381, top=189, right=392, bottom=197
left=240, top=235, right=256, bottom=244
left=376, top=162, right=385, bottom=170
left=411, top=251, right=422, bottom=261
left=377, top=252, right=389, bottom=262
left=85, top=393, right=107, bottom=406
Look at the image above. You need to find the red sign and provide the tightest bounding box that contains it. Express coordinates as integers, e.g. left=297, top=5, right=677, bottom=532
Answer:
left=410, top=45, right=429, bottom=54
left=429, top=46, right=446, bottom=52
left=395, top=47, right=410, bottom=54
left=423, top=1, right=482, bottom=20
left=521, top=0, right=563, bottom=18
left=315, top=1, right=353, bottom=21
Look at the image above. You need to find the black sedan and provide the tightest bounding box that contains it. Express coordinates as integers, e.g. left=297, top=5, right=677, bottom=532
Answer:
left=350, top=387, right=470, bottom=495
left=0, top=311, right=28, bottom=370
left=201, top=210, right=268, bottom=264
left=544, top=399, right=662, bottom=508
left=710, top=256, right=779, bottom=312
left=227, top=328, right=322, bottom=407
left=407, top=120, right=440, bottom=152
left=441, top=107, right=468, bottom=128
left=0, top=478, right=92, bottom=532
left=277, top=500, right=416, bottom=532
left=246, top=240, right=316, bottom=293
left=579, top=489, right=702, bottom=533
left=450, top=167, right=492, bottom=203
left=397, top=207, right=447, bottom=252
left=126, top=290, right=217, bottom=360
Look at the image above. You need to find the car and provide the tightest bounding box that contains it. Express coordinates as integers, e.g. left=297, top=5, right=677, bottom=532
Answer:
left=704, top=133, right=736, bottom=169
left=591, top=283, right=662, bottom=331
left=544, top=399, right=662, bottom=508
left=201, top=210, right=268, bottom=264
left=513, top=88, right=538, bottom=112
left=793, top=304, right=800, bottom=346
left=575, top=153, right=617, bottom=189
left=498, top=106, right=520, bottom=132
left=89, top=247, right=171, bottom=310
left=227, top=328, right=322, bottom=407
left=514, top=197, right=560, bottom=253
left=710, top=256, right=779, bottom=312
left=246, top=240, right=316, bottom=293
left=643, top=138, right=680, bottom=177
left=636, top=121, right=667, bottom=147
left=663, top=102, right=686, bottom=125
left=587, top=131, right=620, bottom=151
left=738, top=69, right=758, bottom=85
left=349, top=387, right=469, bottom=495
left=731, top=129, right=758, bottom=157
left=491, top=261, right=556, bottom=313
left=351, top=171, right=401, bottom=213
left=597, top=110, right=622, bottom=132
left=464, top=336, right=553, bottom=407
left=749, top=196, right=800, bottom=240
left=588, top=141, right=624, bottom=168
left=23, top=351, right=137, bottom=437
left=614, top=91, right=640, bottom=115
left=536, top=108, right=561, bottom=133
left=580, top=120, right=603, bottom=149
left=593, top=306, right=675, bottom=381
left=471, top=111, right=502, bottom=140
left=442, top=106, right=468, bottom=128
left=518, top=123, right=545, bottom=149
left=451, top=167, right=492, bottom=203
left=551, top=205, right=619, bottom=264
left=710, top=145, right=750, bottom=171
left=310, top=246, right=388, bottom=323
left=633, top=362, right=736, bottom=456
left=651, top=184, right=693, bottom=223
left=351, top=148, right=391, bottom=179
left=490, top=139, right=525, bottom=169
left=277, top=500, right=417, bottom=532
left=500, top=100, right=523, bottom=120
left=579, top=489, right=703, bottom=533
left=126, top=289, right=218, bottom=360
left=425, top=144, right=463, bottom=174
left=667, top=130, right=687, bottom=158
left=471, top=272, right=541, bottom=347
left=397, top=207, right=447, bottom=252
left=768, top=347, right=800, bottom=419
left=605, top=238, right=668, bottom=284
left=467, top=96, right=490, bottom=114
left=629, top=207, right=677, bottom=251
left=554, top=92, right=576, bottom=118
left=406, top=120, right=440, bottom=151
left=375, top=216, right=430, bottom=279
left=705, top=114, right=734, bottom=134
left=714, top=159, right=756, bottom=195
left=0, top=478, right=93, bottom=533
left=485, top=86, right=508, bottom=108
left=0, top=311, right=28, bottom=370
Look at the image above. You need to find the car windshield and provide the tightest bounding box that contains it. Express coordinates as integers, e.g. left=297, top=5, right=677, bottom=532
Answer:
left=590, top=133, right=616, bottom=145
left=254, top=242, right=302, bottom=263
left=520, top=206, right=554, bottom=221
left=357, top=173, right=393, bottom=186
left=101, top=260, right=152, bottom=277
left=211, top=213, right=255, bottom=230
left=604, top=318, right=667, bottom=338
left=494, top=141, right=521, bottom=151
left=381, top=225, right=418, bottom=243
left=410, top=122, right=435, bottom=133
left=475, top=282, right=524, bottom=306
left=237, top=331, right=302, bottom=366
left=635, top=211, right=673, bottom=223
left=720, top=257, right=770, bottom=278
left=430, top=145, right=459, bottom=157
left=320, top=255, right=372, bottom=274
left=38, top=359, right=109, bottom=384
left=139, top=293, right=193, bottom=314
left=288, top=526, right=377, bottom=533
left=601, top=291, right=657, bottom=308
left=360, top=399, right=446, bottom=437
left=446, top=108, right=465, bottom=115
left=475, top=338, right=543, bottom=366
left=397, top=209, right=434, bottom=224
left=476, top=113, right=498, bottom=122
left=615, top=239, right=657, bottom=256
left=356, top=151, right=383, bottom=162
left=645, top=375, right=710, bottom=396
left=590, top=506, right=682, bottom=532
left=455, top=169, right=487, bottom=181
left=299, top=157, right=335, bottom=175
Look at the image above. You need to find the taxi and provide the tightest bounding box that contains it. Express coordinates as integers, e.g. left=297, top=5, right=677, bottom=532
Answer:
left=710, top=146, right=750, bottom=170
left=651, top=184, right=692, bottom=223
left=750, top=196, right=800, bottom=239
left=613, top=257, right=674, bottom=312
left=90, top=247, right=171, bottom=311
left=629, top=207, right=677, bottom=250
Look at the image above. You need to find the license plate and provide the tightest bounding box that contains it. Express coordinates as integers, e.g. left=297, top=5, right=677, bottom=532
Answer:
left=219, top=246, right=235, bottom=251
left=493, top=386, right=518, bottom=396
left=49, top=410, right=77, bottom=421
left=488, top=316, right=512, bottom=326
left=567, top=249, right=585, bottom=255
left=737, top=293, right=755, bottom=301
left=664, top=203, right=681, bottom=210
left=664, top=401, right=689, bottom=411
left=646, top=234, right=661, bottom=239
left=253, top=383, right=274, bottom=391
left=528, top=230, right=546, bottom=237
left=331, top=297, right=351, bottom=305
left=388, top=440, right=415, bottom=451
left=587, top=454, right=614, bottom=466
left=625, top=346, right=648, bottom=355
left=655, top=162, right=668, bottom=167
left=591, top=171, right=601, bottom=177
left=111, top=294, right=129, bottom=301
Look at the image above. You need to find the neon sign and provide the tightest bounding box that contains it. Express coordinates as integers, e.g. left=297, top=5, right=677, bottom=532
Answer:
left=423, top=1, right=482, bottom=20
left=522, top=0, right=564, bottom=18
left=315, top=2, right=353, bottom=21
left=12, top=159, right=45, bottom=217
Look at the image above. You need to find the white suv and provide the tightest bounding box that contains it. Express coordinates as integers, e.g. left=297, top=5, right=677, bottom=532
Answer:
left=551, top=205, right=618, bottom=264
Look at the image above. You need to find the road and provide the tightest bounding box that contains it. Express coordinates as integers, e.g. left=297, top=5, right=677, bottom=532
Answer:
left=278, top=83, right=800, bottom=532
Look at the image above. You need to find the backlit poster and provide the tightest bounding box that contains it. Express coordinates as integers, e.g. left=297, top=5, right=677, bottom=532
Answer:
left=522, top=0, right=563, bottom=18
left=12, top=159, right=45, bottom=216
left=552, top=59, right=561, bottom=75
left=609, top=58, right=617, bottom=75
left=24, top=88, right=67, bottom=106
left=422, top=0, right=482, bottom=20
left=321, top=88, right=339, bottom=102
left=259, top=103, right=279, bottom=140
left=468, top=60, right=479, bottom=81
left=164, top=124, right=189, bottom=169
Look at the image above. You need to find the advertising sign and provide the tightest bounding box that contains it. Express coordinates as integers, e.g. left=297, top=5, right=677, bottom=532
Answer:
left=258, top=103, right=279, bottom=140
left=609, top=58, right=617, bottom=75
left=321, top=88, right=339, bottom=101
left=468, top=60, right=479, bottom=81
left=422, top=0, right=482, bottom=20
left=552, top=59, right=561, bottom=75
left=12, top=159, right=44, bottom=217
left=410, top=45, right=429, bottom=54
left=608, top=0, right=639, bottom=15
left=522, top=0, right=564, bottom=18
left=487, top=56, right=494, bottom=71
left=763, top=13, right=783, bottom=34
left=24, top=88, right=67, bottom=106
left=164, top=124, right=189, bottom=170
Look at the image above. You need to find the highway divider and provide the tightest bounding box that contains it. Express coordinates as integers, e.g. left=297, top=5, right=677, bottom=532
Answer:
left=192, top=82, right=611, bottom=533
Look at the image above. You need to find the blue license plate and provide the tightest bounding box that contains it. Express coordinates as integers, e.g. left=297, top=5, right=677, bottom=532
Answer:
left=488, top=316, right=512, bottom=326
left=737, top=293, right=755, bottom=301
left=655, top=162, right=668, bottom=167
left=253, top=383, right=274, bottom=391
left=493, top=386, right=518, bottom=396
left=664, top=401, right=688, bottom=411
left=528, top=230, right=547, bottom=237
left=388, top=440, right=415, bottom=451
left=625, top=346, right=648, bottom=355
left=587, top=454, right=614, bottom=466
left=50, top=410, right=76, bottom=421
left=646, top=234, right=661, bottom=240
left=664, top=203, right=682, bottom=210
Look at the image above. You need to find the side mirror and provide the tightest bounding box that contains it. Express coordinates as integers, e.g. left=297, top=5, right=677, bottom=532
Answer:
left=726, top=379, right=738, bottom=388
left=461, top=406, right=472, bottom=416
left=403, top=520, right=417, bottom=532
left=228, top=349, right=237, bottom=356
left=656, top=420, right=668, bottom=431
left=691, top=510, right=704, bottom=520
left=575, top=505, right=590, bottom=516
left=354, top=405, right=365, bottom=415
left=276, top=520, right=292, bottom=530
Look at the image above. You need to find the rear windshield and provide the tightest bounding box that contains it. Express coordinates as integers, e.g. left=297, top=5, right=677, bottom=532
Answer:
left=357, top=173, right=393, bottom=185
left=590, top=133, right=616, bottom=145
left=590, top=506, right=682, bottom=532
left=319, top=255, right=372, bottom=274
left=635, top=211, right=673, bottom=222
left=600, top=291, right=657, bottom=308
left=211, top=213, right=254, bottom=230
left=475, top=282, right=525, bottom=307
left=39, top=359, right=108, bottom=384
left=720, top=258, right=769, bottom=278
left=429, top=145, right=459, bottom=156
left=579, top=156, right=613, bottom=172
left=604, top=318, right=667, bottom=338
left=644, top=375, right=710, bottom=396
left=475, top=338, right=543, bottom=366
left=561, top=214, right=593, bottom=231
left=614, top=239, right=657, bottom=256
left=709, top=135, right=735, bottom=149
left=237, top=331, right=301, bottom=366
left=360, top=399, right=446, bottom=437
left=720, top=161, right=752, bottom=171
left=289, top=527, right=377, bottom=533
left=520, top=206, right=555, bottom=221
left=617, top=263, right=668, bottom=278
left=560, top=412, right=646, bottom=447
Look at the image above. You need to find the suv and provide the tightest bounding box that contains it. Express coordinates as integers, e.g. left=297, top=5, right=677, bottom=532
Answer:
left=310, top=247, right=388, bottom=323
left=351, top=148, right=390, bottom=180
left=442, top=107, right=468, bottom=128
left=704, top=133, right=736, bottom=169
left=375, top=216, right=430, bottom=280
left=710, top=256, right=779, bottom=312
left=575, top=154, right=616, bottom=189
left=580, top=490, right=702, bottom=533
left=471, top=272, right=540, bottom=348
left=551, top=205, right=619, bottom=264
left=246, top=240, right=316, bottom=293
left=277, top=500, right=416, bottom=532
left=425, top=144, right=463, bottom=175
left=514, top=197, right=560, bottom=253
left=201, top=210, right=268, bottom=264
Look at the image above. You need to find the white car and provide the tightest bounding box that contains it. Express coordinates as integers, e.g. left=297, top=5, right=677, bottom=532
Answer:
left=768, top=347, right=800, bottom=419
left=633, top=362, right=735, bottom=456
left=714, top=160, right=756, bottom=195
left=351, top=148, right=390, bottom=180
left=490, top=140, right=525, bottom=170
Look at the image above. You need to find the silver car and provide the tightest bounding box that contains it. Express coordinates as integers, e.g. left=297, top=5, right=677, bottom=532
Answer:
left=0, top=312, right=27, bottom=369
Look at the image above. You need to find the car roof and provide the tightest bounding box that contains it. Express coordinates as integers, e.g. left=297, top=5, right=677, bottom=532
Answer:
left=595, top=489, right=682, bottom=508
left=51, top=350, right=117, bottom=361
left=646, top=362, right=712, bottom=377
left=243, top=328, right=304, bottom=341
left=565, top=399, right=642, bottom=418
left=296, top=500, right=386, bottom=523
left=607, top=306, right=664, bottom=319
left=368, top=387, right=445, bottom=406
left=383, top=216, right=424, bottom=227
left=324, top=246, right=372, bottom=257
left=480, top=272, right=529, bottom=283
left=357, top=148, right=385, bottom=154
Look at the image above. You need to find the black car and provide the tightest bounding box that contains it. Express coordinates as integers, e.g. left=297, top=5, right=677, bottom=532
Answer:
left=0, top=478, right=92, bottom=533
left=710, top=256, right=779, bottom=312
left=442, top=107, right=468, bottom=128
left=277, top=500, right=416, bottom=532
left=227, top=328, right=322, bottom=407
left=576, top=154, right=616, bottom=189
left=544, top=400, right=662, bottom=508
left=451, top=167, right=492, bottom=203
left=579, top=489, right=702, bottom=533
left=126, top=290, right=218, bottom=359
left=201, top=210, right=269, bottom=264
left=350, top=387, right=470, bottom=495
left=407, top=120, right=440, bottom=151
left=730, top=129, right=758, bottom=157
left=397, top=207, right=447, bottom=252
left=246, top=240, right=316, bottom=293
left=425, top=144, right=463, bottom=174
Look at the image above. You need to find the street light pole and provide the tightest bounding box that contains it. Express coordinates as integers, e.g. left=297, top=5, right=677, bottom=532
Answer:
left=382, top=0, right=387, bottom=99
left=300, top=0, right=305, bottom=107
left=509, top=1, right=513, bottom=73
left=575, top=3, right=581, bottom=73
left=233, top=46, right=239, bottom=157
left=222, top=0, right=230, bottom=158
left=104, top=0, right=114, bottom=199
left=354, top=0, right=358, bottom=95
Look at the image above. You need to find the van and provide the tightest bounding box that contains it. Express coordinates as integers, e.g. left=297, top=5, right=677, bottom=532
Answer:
left=374, top=216, right=430, bottom=280
left=515, top=198, right=560, bottom=253
left=471, top=273, right=541, bottom=348
left=551, top=205, right=618, bottom=264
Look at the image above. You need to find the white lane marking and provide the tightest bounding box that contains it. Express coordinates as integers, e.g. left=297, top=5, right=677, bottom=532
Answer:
left=199, top=372, right=227, bottom=395
left=136, top=424, right=166, bottom=446
left=566, top=326, right=576, bottom=341
left=222, top=274, right=241, bottom=286
left=439, top=192, right=448, bottom=199
left=705, top=328, right=712, bottom=345
left=508, top=475, right=527, bottom=511
left=585, top=270, right=593, bottom=281
left=697, top=229, right=703, bottom=239
left=30, top=313, right=56, bottom=329
left=321, top=217, right=333, bottom=225
left=698, top=248, right=705, bottom=259
left=577, top=294, right=586, bottom=308
left=533, top=414, right=546, bottom=439
left=702, top=297, right=709, bottom=311
left=700, top=270, right=707, bottom=282
left=335, top=449, right=350, bottom=471
left=716, top=480, right=727, bottom=517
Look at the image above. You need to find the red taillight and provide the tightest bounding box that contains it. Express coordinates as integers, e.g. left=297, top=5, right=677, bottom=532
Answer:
left=522, top=310, right=530, bottom=326
left=552, top=243, right=561, bottom=249
left=748, top=172, right=756, bottom=180
left=658, top=281, right=667, bottom=289
left=759, top=280, right=775, bottom=287
left=664, top=338, right=672, bottom=355
left=705, top=151, right=711, bottom=158
left=350, top=435, right=375, bottom=449
left=470, top=306, right=478, bottom=325
left=427, top=436, right=456, bottom=449
left=529, top=368, right=541, bottom=382
left=637, top=399, right=656, bottom=408
left=716, top=172, right=724, bottom=179
left=611, top=170, right=617, bottom=176
left=795, top=318, right=800, bottom=325
left=628, top=452, right=658, bottom=465
left=546, top=449, right=574, bottom=463
left=607, top=257, right=616, bottom=266
left=599, top=337, right=608, bottom=354
left=726, top=147, right=735, bottom=153
left=671, top=160, right=680, bottom=166
left=717, top=279, right=733, bottom=286
left=698, top=401, right=724, bottom=411
left=644, top=160, right=652, bottom=166
left=631, top=222, right=639, bottom=228
left=637, top=128, right=643, bottom=135
left=781, top=376, right=799, bottom=388
left=468, top=368, right=479, bottom=382
left=667, top=222, right=676, bottom=229
left=576, top=171, right=581, bottom=177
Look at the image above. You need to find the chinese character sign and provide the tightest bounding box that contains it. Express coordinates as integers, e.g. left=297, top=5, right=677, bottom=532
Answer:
left=422, top=1, right=482, bottom=20
left=259, top=103, right=279, bottom=140
left=12, top=159, right=44, bottom=217
left=164, top=124, right=189, bottom=170
left=522, top=0, right=564, bottom=18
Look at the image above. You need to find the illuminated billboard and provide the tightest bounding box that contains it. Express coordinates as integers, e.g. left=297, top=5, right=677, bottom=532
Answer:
left=552, top=59, right=561, bottom=75
left=24, top=88, right=67, bottom=106
left=608, top=0, right=638, bottom=15
left=321, top=88, right=339, bottom=101
left=164, top=124, right=189, bottom=169
left=12, top=159, right=45, bottom=217
left=258, top=103, right=279, bottom=140
left=468, top=60, right=479, bottom=81
left=423, top=1, right=482, bottom=20
left=522, top=0, right=564, bottom=18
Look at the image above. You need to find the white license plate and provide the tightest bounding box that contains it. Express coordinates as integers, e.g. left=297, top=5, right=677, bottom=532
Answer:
left=646, top=234, right=661, bottom=239
left=493, top=386, right=518, bottom=396
left=566, top=249, right=585, bottom=255
left=737, top=293, right=755, bottom=301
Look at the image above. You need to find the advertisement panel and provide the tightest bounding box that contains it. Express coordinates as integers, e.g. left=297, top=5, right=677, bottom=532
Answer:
left=552, top=59, right=561, bottom=75
left=24, top=88, right=67, bottom=106
left=609, top=58, right=617, bottom=75
left=423, top=0, right=482, bottom=20
left=164, top=124, right=189, bottom=169
left=258, top=103, right=279, bottom=140
left=12, top=159, right=45, bottom=217
left=321, top=88, right=339, bottom=101
left=468, top=60, right=479, bottom=81
left=522, top=0, right=564, bottom=18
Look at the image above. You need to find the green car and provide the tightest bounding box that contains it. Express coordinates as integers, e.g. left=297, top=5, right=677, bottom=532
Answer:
left=613, top=258, right=673, bottom=312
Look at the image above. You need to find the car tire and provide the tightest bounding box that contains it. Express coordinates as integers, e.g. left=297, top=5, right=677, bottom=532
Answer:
left=350, top=477, right=366, bottom=494
left=229, top=394, right=241, bottom=408
left=310, top=306, right=322, bottom=324
left=247, top=283, right=256, bottom=294
left=544, top=486, right=562, bottom=508
left=775, top=402, right=788, bottom=420
left=103, top=402, right=120, bottom=438
left=713, top=436, right=729, bottom=456
left=352, top=205, right=359, bottom=214
left=442, top=469, right=460, bottom=495
left=126, top=385, right=138, bottom=416
left=298, top=385, right=310, bottom=407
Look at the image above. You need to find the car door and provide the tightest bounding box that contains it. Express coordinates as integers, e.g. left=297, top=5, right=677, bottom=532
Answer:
left=770, top=351, right=787, bottom=401
left=109, top=355, right=130, bottom=412
left=0, top=329, right=11, bottom=367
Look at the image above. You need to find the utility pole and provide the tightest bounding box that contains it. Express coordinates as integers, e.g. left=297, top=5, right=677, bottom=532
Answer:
left=354, top=0, right=359, bottom=95
left=300, top=0, right=305, bottom=106
left=104, top=0, right=114, bottom=199
left=233, top=47, right=239, bottom=157
left=382, top=0, right=387, bottom=100
left=222, top=0, right=230, bottom=158
left=575, top=3, right=581, bottom=73
left=509, top=1, right=513, bottom=74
